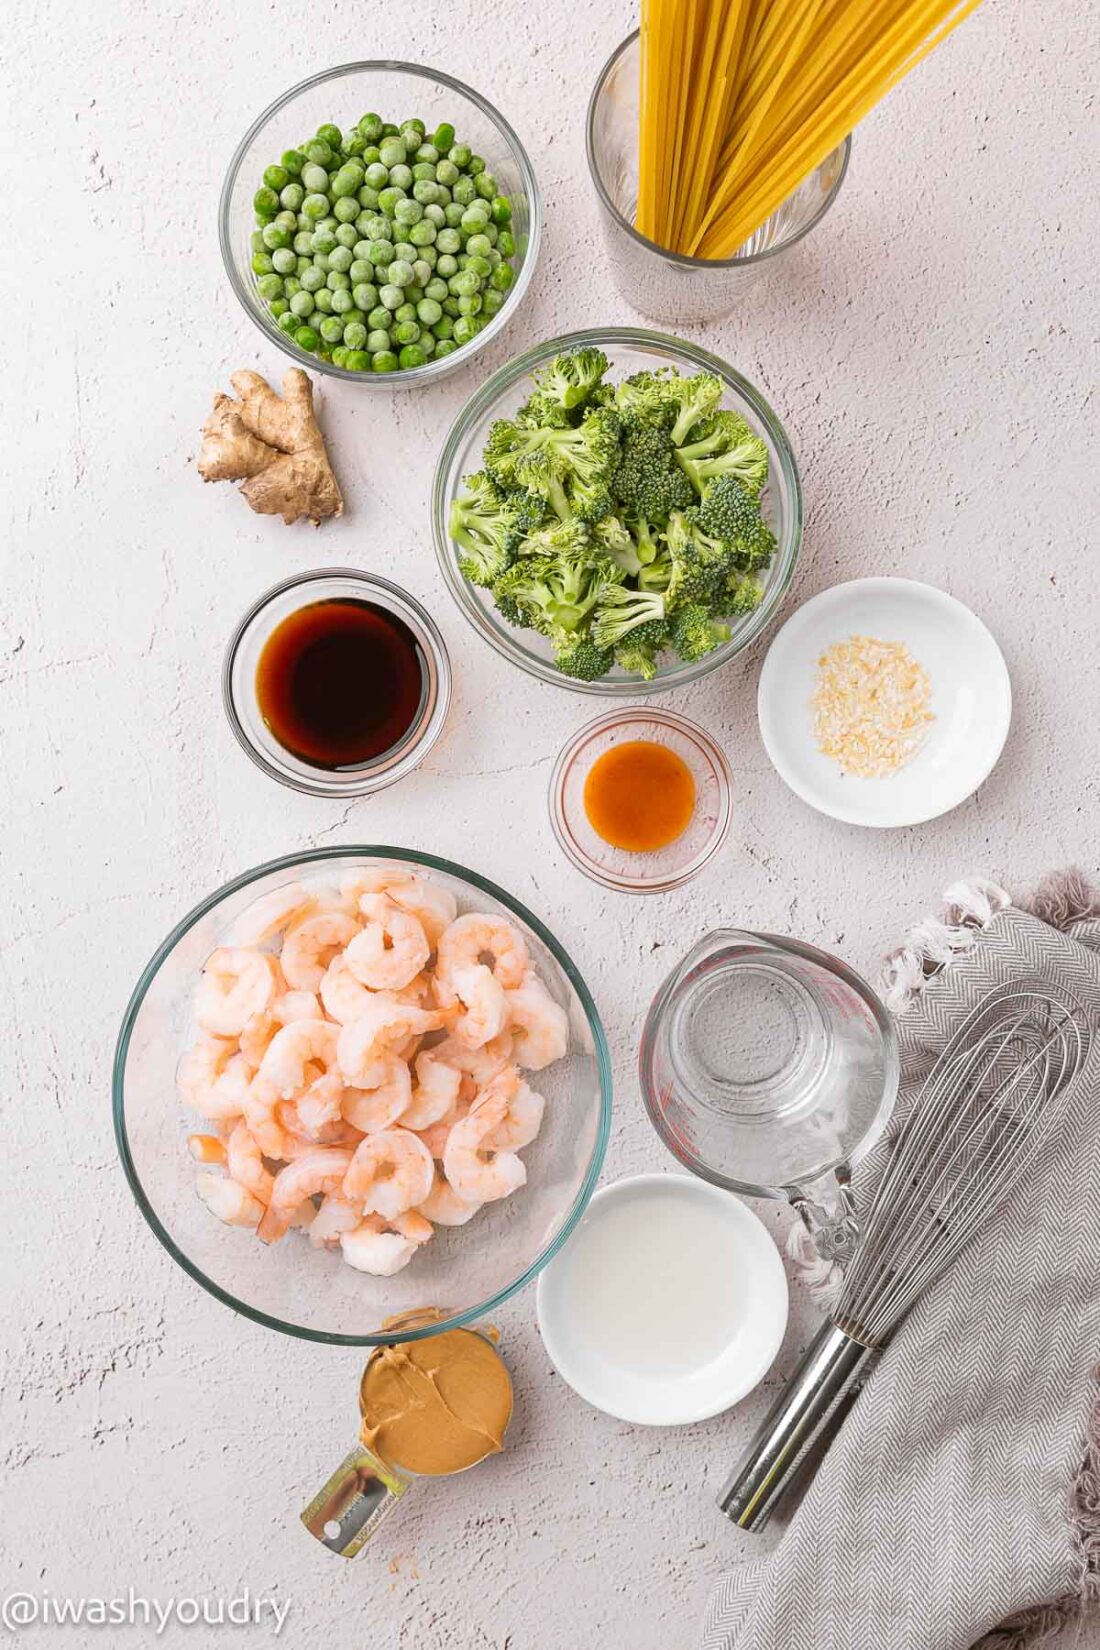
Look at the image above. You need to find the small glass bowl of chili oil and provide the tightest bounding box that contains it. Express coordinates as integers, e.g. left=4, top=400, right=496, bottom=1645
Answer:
left=549, top=707, right=732, bottom=893
left=223, top=569, right=451, bottom=797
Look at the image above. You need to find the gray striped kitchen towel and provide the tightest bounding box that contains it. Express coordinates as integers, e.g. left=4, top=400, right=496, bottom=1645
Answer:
left=704, top=875, right=1100, bottom=1650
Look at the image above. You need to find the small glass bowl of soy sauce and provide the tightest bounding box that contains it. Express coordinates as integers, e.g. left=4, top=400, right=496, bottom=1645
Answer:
left=223, top=569, right=451, bottom=797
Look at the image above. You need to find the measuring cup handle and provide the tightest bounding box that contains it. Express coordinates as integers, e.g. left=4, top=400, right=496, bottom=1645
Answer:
left=789, top=1166, right=859, bottom=1264
left=300, top=1446, right=411, bottom=1558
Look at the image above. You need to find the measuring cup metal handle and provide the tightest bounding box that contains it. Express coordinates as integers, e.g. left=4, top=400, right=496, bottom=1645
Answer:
left=301, top=1446, right=411, bottom=1558
left=716, top=1318, right=877, bottom=1532
left=788, top=1164, right=860, bottom=1265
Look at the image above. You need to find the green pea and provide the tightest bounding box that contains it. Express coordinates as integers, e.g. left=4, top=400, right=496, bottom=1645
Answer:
left=424, top=204, right=445, bottom=228
left=261, top=224, right=289, bottom=252
left=342, top=321, right=367, bottom=350
left=436, top=159, right=459, bottom=189
left=331, top=288, right=355, bottom=314
left=290, top=290, right=315, bottom=317
left=461, top=204, right=490, bottom=232
left=357, top=187, right=380, bottom=212
left=362, top=144, right=381, bottom=166
left=432, top=122, right=456, bottom=153
left=492, top=262, right=514, bottom=291
left=352, top=281, right=379, bottom=311
left=388, top=165, right=413, bottom=192
left=277, top=310, right=299, bottom=334
left=365, top=162, right=389, bottom=190
left=424, top=277, right=448, bottom=302
left=300, top=264, right=325, bottom=292
left=334, top=196, right=360, bottom=223
left=364, top=215, right=392, bottom=241
left=304, top=139, right=333, bottom=167
left=302, top=163, right=328, bottom=193
left=318, top=315, right=344, bottom=344
left=362, top=328, right=386, bottom=353
left=436, top=227, right=461, bottom=255
left=465, top=255, right=491, bottom=279
left=274, top=208, right=298, bottom=231
left=272, top=247, right=297, bottom=275
left=433, top=313, right=455, bottom=340
left=344, top=131, right=366, bottom=157
left=444, top=203, right=465, bottom=228
left=468, top=154, right=486, bottom=176
left=408, top=221, right=435, bottom=250
left=414, top=181, right=440, bottom=206
left=392, top=239, right=416, bottom=261
left=332, top=345, right=350, bottom=367
left=410, top=259, right=430, bottom=286
left=296, top=254, right=313, bottom=274
left=450, top=142, right=472, bottom=169
left=253, top=186, right=280, bottom=217
left=281, top=149, right=306, bottom=177
left=335, top=222, right=358, bottom=248
left=367, top=304, right=392, bottom=330
left=327, top=270, right=351, bottom=292
left=313, top=287, right=334, bottom=313
left=387, top=259, right=414, bottom=287
left=411, top=161, right=435, bottom=182
left=377, top=186, right=406, bottom=214
left=302, top=193, right=329, bottom=220
left=263, top=163, right=289, bottom=192
left=329, top=244, right=354, bottom=273
left=442, top=296, right=461, bottom=317
left=497, top=229, right=516, bottom=257
left=295, top=324, right=320, bottom=350
left=312, top=225, right=337, bottom=254
left=379, top=283, right=404, bottom=310
left=368, top=241, right=394, bottom=268
left=491, top=195, right=512, bottom=225
left=283, top=275, right=301, bottom=297
left=379, top=136, right=406, bottom=168
left=488, top=248, right=502, bottom=268
left=394, top=197, right=423, bottom=227
left=466, top=232, right=492, bottom=258
left=394, top=343, right=423, bottom=370
left=415, top=297, right=442, bottom=326
left=382, top=123, right=399, bottom=137
left=331, top=167, right=360, bottom=199
left=436, top=253, right=458, bottom=278
left=452, top=176, right=476, bottom=207
left=315, top=122, right=342, bottom=148
left=359, top=113, right=384, bottom=143
left=475, top=172, right=498, bottom=200
left=458, top=293, right=482, bottom=316
left=414, top=143, right=439, bottom=166
left=251, top=250, right=274, bottom=275
left=372, top=350, right=398, bottom=372
left=345, top=259, right=368, bottom=286
left=256, top=272, right=283, bottom=300
left=435, top=338, right=457, bottom=358
left=394, top=302, right=417, bottom=325
left=452, top=269, right=480, bottom=296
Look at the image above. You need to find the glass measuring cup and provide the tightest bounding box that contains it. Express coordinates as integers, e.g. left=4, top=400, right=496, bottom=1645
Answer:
left=301, top=1317, right=513, bottom=1557
left=639, top=931, right=898, bottom=1259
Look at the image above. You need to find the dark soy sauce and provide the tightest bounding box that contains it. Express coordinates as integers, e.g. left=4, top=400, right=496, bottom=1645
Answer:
left=255, top=598, right=426, bottom=770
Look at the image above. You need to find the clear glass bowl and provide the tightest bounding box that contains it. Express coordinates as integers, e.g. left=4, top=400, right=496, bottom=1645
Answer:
left=432, top=327, right=802, bottom=695
left=219, top=61, right=542, bottom=387
left=113, top=849, right=612, bottom=1346
left=586, top=33, right=851, bottom=325
left=222, top=568, right=451, bottom=798
left=549, top=707, right=733, bottom=892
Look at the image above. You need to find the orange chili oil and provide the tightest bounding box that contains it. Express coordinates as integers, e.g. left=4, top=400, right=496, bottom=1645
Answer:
left=255, top=598, right=425, bottom=769
left=582, top=740, right=696, bottom=852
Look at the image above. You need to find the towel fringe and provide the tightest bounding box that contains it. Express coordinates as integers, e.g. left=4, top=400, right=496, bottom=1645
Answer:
left=881, top=877, right=1010, bottom=1014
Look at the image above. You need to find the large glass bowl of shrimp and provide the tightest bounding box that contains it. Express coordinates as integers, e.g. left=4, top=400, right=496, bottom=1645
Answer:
left=113, top=848, right=612, bottom=1346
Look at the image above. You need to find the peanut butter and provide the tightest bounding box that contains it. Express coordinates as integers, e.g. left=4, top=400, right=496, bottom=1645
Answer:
left=358, top=1329, right=513, bottom=1477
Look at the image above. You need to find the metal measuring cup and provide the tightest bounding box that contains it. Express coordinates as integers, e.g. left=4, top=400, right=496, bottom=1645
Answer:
left=639, top=930, right=898, bottom=1259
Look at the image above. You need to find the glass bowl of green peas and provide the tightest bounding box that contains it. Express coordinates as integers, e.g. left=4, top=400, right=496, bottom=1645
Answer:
left=219, top=62, right=541, bottom=384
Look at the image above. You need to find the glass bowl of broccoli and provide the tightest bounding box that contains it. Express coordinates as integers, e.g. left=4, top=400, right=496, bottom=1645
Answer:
left=220, top=62, right=541, bottom=384
left=432, top=328, right=803, bottom=692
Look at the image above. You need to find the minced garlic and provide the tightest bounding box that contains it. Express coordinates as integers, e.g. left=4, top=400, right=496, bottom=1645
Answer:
left=812, top=634, right=934, bottom=778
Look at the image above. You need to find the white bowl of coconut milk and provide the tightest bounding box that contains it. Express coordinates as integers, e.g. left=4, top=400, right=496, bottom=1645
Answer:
left=536, top=1172, right=789, bottom=1426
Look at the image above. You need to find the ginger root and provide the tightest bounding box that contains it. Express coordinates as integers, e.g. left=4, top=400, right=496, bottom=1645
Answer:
left=197, top=368, right=343, bottom=527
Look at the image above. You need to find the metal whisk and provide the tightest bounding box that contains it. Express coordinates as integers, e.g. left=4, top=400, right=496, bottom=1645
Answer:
left=719, top=981, right=1091, bottom=1532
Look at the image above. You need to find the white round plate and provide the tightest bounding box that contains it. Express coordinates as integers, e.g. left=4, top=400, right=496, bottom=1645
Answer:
left=536, top=1173, right=788, bottom=1427
left=757, top=577, right=1012, bottom=827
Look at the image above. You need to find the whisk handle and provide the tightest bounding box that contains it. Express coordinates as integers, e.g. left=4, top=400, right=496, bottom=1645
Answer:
left=717, top=1320, right=876, bottom=1532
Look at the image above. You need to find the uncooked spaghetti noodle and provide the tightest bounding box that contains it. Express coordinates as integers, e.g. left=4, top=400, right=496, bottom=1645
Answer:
left=635, top=0, right=982, bottom=259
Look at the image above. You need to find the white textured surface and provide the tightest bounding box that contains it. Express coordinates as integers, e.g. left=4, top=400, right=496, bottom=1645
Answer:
left=3, top=0, right=1099, bottom=1645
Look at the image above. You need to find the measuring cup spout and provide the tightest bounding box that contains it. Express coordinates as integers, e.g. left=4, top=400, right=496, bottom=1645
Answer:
left=788, top=1164, right=860, bottom=1264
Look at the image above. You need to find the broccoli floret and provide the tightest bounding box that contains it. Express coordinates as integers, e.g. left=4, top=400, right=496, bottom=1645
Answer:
left=637, top=551, right=673, bottom=594
left=448, top=471, right=521, bottom=586
left=669, top=603, right=731, bottom=663
left=663, top=510, right=731, bottom=607
left=554, top=635, right=615, bottom=681
left=696, top=474, right=777, bottom=570
left=591, top=585, right=667, bottom=651
left=614, top=638, right=665, bottom=680
left=613, top=366, right=680, bottom=425
left=593, top=515, right=643, bottom=577
left=520, top=517, right=592, bottom=559
left=484, top=411, right=620, bottom=522
left=674, top=412, right=769, bottom=497
left=629, top=513, right=662, bottom=565
left=611, top=417, right=695, bottom=522
left=493, top=553, right=609, bottom=640
left=666, top=372, right=723, bottom=446
left=721, top=571, right=766, bottom=618
left=530, top=348, right=611, bottom=415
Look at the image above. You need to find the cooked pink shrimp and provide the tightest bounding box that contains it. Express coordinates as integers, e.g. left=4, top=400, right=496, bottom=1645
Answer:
left=241, top=1074, right=292, bottom=1157
left=445, top=963, right=510, bottom=1049
left=344, top=894, right=430, bottom=992
left=337, top=994, right=444, bottom=1085
left=308, top=1195, right=362, bottom=1250
left=231, top=882, right=315, bottom=947
left=238, top=1012, right=278, bottom=1073
left=430, top=1032, right=515, bottom=1086
left=343, top=1128, right=434, bottom=1220
left=195, top=1172, right=265, bottom=1228
left=194, top=948, right=278, bottom=1037
left=342, top=868, right=458, bottom=948
left=418, top=1169, right=481, bottom=1226
left=396, top=971, right=434, bottom=1007
left=292, top=1070, right=346, bottom=1134
left=258, top=1018, right=340, bottom=1100
left=435, top=912, right=529, bottom=1001
left=505, top=973, right=570, bottom=1070
left=478, top=1067, right=545, bottom=1151
left=399, top=1048, right=463, bottom=1130
left=279, top=912, right=360, bottom=992
left=257, top=1148, right=355, bottom=1244
left=443, top=1093, right=527, bottom=1203
left=279, top=1109, right=363, bottom=1152
left=187, top=1133, right=227, bottom=1165
left=318, top=955, right=374, bottom=1025
left=226, top=1120, right=275, bottom=1204
left=178, top=1038, right=250, bottom=1123
left=340, top=1211, right=433, bottom=1276
left=413, top=1089, right=472, bottom=1160
left=341, top=1054, right=412, bottom=1133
